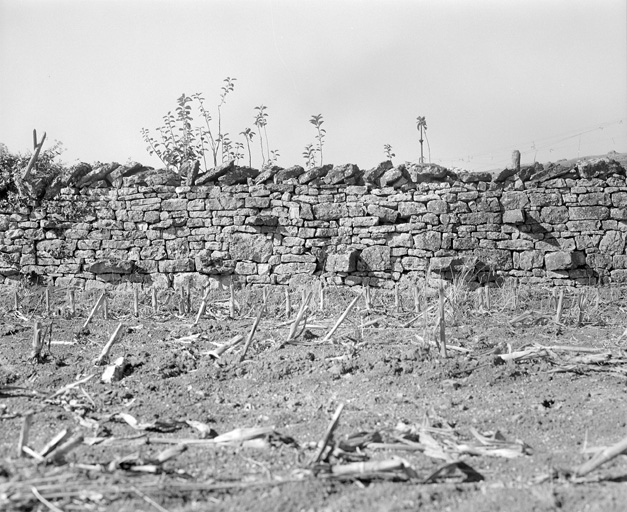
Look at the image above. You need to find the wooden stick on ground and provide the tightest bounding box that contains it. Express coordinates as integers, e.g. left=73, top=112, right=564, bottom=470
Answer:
left=94, top=323, right=124, bottom=366
left=151, top=288, right=158, bottom=314
left=17, top=410, right=34, bottom=457
left=31, top=486, right=65, bottom=512
left=44, top=287, right=51, bottom=316
left=14, top=290, right=19, bottom=312
left=394, top=284, right=400, bottom=313
left=319, top=282, right=325, bottom=311
left=262, top=286, right=268, bottom=314
left=83, top=292, right=106, bottom=329
left=287, top=291, right=312, bottom=341
left=206, top=334, right=244, bottom=359
left=239, top=308, right=264, bottom=362
left=313, top=403, right=344, bottom=464
left=574, top=434, right=627, bottom=477
left=438, top=282, right=448, bottom=358
left=31, top=321, right=43, bottom=362
left=68, top=289, right=76, bottom=316
left=322, top=292, right=362, bottom=343
left=193, top=288, right=211, bottom=326
left=555, top=288, right=565, bottom=324
left=102, top=295, right=109, bottom=320
left=413, top=285, right=420, bottom=313
left=179, top=286, right=186, bottom=315
left=133, top=288, right=139, bottom=317
left=39, top=429, right=72, bottom=458
left=229, top=278, right=235, bottom=318
left=285, top=287, right=291, bottom=317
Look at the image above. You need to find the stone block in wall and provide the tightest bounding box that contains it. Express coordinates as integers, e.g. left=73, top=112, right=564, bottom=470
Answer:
left=229, top=233, right=273, bottom=263
left=452, top=237, right=477, bottom=250
left=427, top=200, right=448, bottom=214
left=274, top=165, right=305, bottom=184
left=235, top=261, right=257, bottom=275
left=36, top=240, right=77, bottom=259
left=161, top=198, right=187, bottom=211
left=313, top=203, right=348, bottom=221
left=0, top=252, right=19, bottom=275
left=610, top=270, right=627, bottom=282
left=195, top=160, right=235, bottom=185
left=165, top=239, right=189, bottom=259
left=497, top=239, right=534, bottom=250
left=578, top=193, right=611, bottom=206
left=358, top=245, right=391, bottom=271
left=568, top=206, right=609, bottom=221
left=245, top=215, right=279, bottom=227
left=363, top=161, right=393, bottom=185
left=253, top=165, right=282, bottom=185
left=610, top=208, right=627, bottom=220
left=473, top=249, right=513, bottom=271
left=535, top=237, right=575, bottom=252
left=529, top=192, right=563, bottom=207
left=502, top=209, right=525, bottom=224
left=86, top=259, right=136, bottom=274
left=398, top=202, right=427, bottom=217
left=585, top=253, right=612, bottom=271
left=516, top=250, right=544, bottom=270
left=428, top=256, right=458, bottom=271
left=388, top=233, right=412, bottom=248
left=566, top=220, right=601, bottom=232
left=459, top=212, right=501, bottom=225
left=545, top=251, right=574, bottom=271
left=245, top=196, right=271, bottom=208
left=298, top=164, right=331, bottom=185
left=413, top=231, right=441, bottom=251
left=367, top=204, right=398, bottom=224
left=539, top=206, right=568, bottom=224
left=325, top=251, right=358, bottom=273
left=158, top=258, right=195, bottom=273
left=599, top=231, right=625, bottom=253
left=274, top=262, right=316, bottom=274
left=218, top=166, right=259, bottom=186
left=401, top=256, right=427, bottom=271
left=380, top=166, right=410, bottom=188
left=612, top=192, right=627, bottom=208
left=459, top=171, right=492, bottom=183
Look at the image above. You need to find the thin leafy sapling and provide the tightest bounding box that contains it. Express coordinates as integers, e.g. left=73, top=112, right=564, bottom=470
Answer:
left=384, top=143, right=395, bottom=161
left=254, top=105, right=270, bottom=167
left=303, top=144, right=317, bottom=170
left=193, top=77, right=237, bottom=167
left=310, top=114, right=326, bottom=166
left=240, top=127, right=255, bottom=168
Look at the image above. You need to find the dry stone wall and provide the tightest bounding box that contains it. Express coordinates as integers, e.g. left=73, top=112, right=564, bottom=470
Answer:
left=2, top=156, right=627, bottom=290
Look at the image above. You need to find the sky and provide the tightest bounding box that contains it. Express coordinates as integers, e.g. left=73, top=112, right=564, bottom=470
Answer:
left=0, top=0, right=626, bottom=172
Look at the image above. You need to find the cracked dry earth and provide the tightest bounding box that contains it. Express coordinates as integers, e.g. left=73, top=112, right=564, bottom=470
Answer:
left=1, top=284, right=627, bottom=512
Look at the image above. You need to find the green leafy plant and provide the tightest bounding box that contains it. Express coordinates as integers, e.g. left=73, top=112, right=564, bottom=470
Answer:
left=309, top=114, right=326, bottom=166
left=384, top=144, right=395, bottom=161
left=416, top=116, right=428, bottom=163
left=240, top=127, right=255, bottom=167
left=303, top=143, right=317, bottom=170
left=254, top=105, right=270, bottom=167
left=193, top=77, right=237, bottom=167
left=141, top=94, right=199, bottom=173
left=142, top=77, right=238, bottom=173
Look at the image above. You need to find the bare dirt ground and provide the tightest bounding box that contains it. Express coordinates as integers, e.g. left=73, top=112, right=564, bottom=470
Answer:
left=1, top=280, right=627, bottom=512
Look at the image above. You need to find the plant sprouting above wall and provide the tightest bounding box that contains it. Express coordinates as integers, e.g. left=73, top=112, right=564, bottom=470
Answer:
left=142, top=77, right=279, bottom=174
left=303, top=114, right=326, bottom=169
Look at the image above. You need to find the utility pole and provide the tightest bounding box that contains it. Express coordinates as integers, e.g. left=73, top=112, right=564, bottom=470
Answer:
left=416, top=116, right=427, bottom=164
